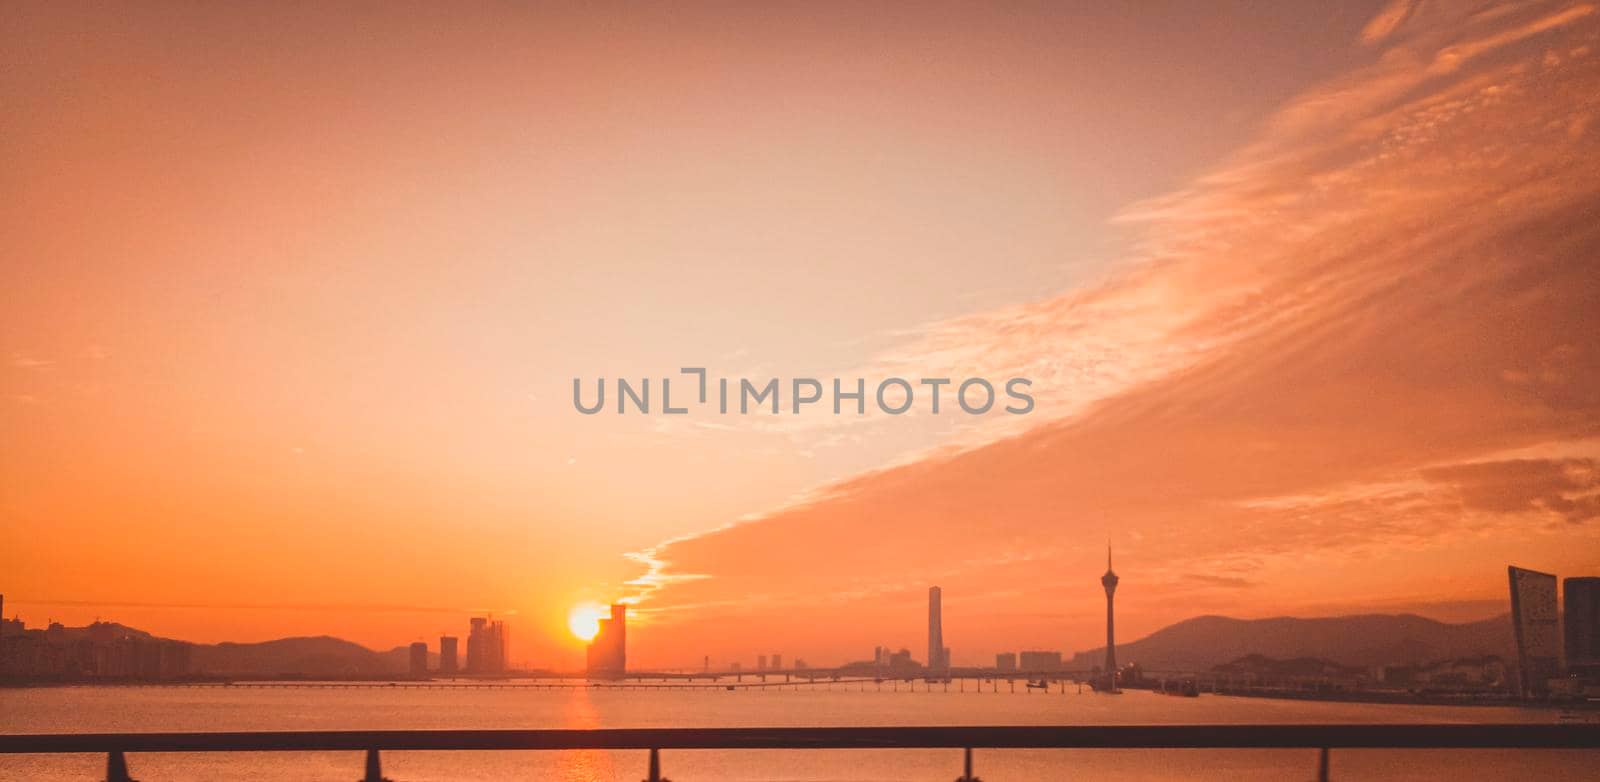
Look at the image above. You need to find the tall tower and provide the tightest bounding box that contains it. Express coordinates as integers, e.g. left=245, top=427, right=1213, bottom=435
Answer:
left=928, top=586, right=945, bottom=672
left=1101, top=546, right=1119, bottom=686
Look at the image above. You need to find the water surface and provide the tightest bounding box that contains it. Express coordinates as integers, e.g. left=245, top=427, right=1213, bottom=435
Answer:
left=1, top=681, right=1591, bottom=781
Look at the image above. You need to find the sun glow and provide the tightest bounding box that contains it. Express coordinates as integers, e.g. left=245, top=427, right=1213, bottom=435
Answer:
left=567, top=601, right=608, bottom=642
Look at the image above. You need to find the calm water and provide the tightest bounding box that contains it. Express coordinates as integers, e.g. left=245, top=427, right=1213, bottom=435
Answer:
left=1, top=681, right=1594, bottom=781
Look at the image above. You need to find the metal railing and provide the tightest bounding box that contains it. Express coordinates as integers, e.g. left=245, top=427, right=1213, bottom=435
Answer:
left=2, top=724, right=1596, bottom=781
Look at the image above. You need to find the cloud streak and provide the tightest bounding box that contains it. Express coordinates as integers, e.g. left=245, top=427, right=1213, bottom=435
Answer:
left=618, top=0, right=1600, bottom=665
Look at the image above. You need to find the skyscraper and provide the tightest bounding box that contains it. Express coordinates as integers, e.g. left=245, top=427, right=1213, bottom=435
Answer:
left=408, top=641, right=428, bottom=677
left=928, top=585, right=945, bottom=673
left=467, top=617, right=487, bottom=672
left=466, top=616, right=508, bottom=674
left=1564, top=576, right=1600, bottom=679
left=585, top=603, right=627, bottom=679
left=439, top=635, right=459, bottom=674
left=1101, top=546, right=1119, bottom=689
left=1509, top=565, right=1559, bottom=697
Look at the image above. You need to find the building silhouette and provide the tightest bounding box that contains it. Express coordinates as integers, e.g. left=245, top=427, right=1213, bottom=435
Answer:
left=1019, top=650, right=1062, bottom=671
left=928, top=586, right=947, bottom=673
left=585, top=604, right=626, bottom=679
left=758, top=654, right=768, bottom=671
left=466, top=616, right=509, bottom=674
left=1102, top=545, right=1119, bottom=689
left=883, top=647, right=916, bottom=671
left=771, top=653, right=782, bottom=671
left=1508, top=566, right=1559, bottom=697
left=0, top=594, right=19, bottom=641
left=0, top=613, right=191, bottom=680
left=1565, top=576, right=1600, bottom=681
left=439, top=636, right=458, bottom=674
left=408, top=642, right=428, bottom=677
left=996, top=652, right=1017, bottom=672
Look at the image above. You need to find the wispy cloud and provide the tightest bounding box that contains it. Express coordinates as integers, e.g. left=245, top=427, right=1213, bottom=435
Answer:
left=616, top=0, right=1600, bottom=661
left=9, top=351, right=53, bottom=371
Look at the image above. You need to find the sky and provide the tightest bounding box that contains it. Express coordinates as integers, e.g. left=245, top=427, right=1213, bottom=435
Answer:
left=3, top=0, right=1598, bottom=670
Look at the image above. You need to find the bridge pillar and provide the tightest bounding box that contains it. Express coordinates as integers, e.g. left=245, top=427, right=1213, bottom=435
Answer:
left=104, top=750, right=136, bottom=782
left=1317, top=748, right=1330, bottom=782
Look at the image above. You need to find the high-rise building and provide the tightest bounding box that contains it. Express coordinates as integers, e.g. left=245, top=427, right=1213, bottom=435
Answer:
left=1564, top=576, right=1600, bottom=679
left=996, top=652, right=1017, bottom=672
left=585, top=604, right=627, bottom=679
left=758, top=654, right=768, bottom=671
left=1102, top=545, right=1119, bottom=689
left=439, top=636, right=459, bottom=674
left=771, top=653, right=782, bottom=671
left=409, top=642, right=428, bottom=677
left=928, top=586, right=946, bottom=673
left=466, top=616, right=509, bottom=674
left=1508, top=566, right=1559, bottom=697
left=467, top=617, right=487, bottom=672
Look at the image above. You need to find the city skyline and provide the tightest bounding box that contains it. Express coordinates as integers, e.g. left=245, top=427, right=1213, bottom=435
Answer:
left=4, top=1, right=1600, bottom=671
left=11, top=551, right=1597, bottom=679
left=2, top=548, right=1595, bottom=671
left=11, top=555, right=1596, bottom=689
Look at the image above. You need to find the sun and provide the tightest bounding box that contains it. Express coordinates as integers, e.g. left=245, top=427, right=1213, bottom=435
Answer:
left=567, top=601, right=607, bottom=642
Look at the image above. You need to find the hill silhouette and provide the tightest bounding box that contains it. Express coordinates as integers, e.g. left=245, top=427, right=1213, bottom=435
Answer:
left=1071, top=613, right=1512, bottom=671
left=189, top=635, right=417, bottom=677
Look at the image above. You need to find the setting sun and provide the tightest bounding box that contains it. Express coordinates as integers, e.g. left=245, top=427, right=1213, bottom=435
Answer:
left=566, top=602, right=607, bottom=642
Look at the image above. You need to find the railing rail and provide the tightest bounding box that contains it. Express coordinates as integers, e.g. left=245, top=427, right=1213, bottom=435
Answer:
left=2, top=724, right=1595, bottom=782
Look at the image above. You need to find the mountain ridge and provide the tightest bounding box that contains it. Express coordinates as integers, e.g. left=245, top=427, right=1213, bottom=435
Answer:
left=1072, top=612, right=1514, bottom=671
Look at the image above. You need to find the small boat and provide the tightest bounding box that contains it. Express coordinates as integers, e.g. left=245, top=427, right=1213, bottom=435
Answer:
left=1156, top=679, right=1200, bottom=697
left=1026, top=679, right=1049, bottom=690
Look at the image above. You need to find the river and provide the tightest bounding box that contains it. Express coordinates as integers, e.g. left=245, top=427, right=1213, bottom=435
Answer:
left=1, top=681, right=1592, bottom=780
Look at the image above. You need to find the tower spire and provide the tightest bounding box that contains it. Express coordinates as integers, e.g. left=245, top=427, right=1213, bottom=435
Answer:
left=1100, top=540, right=1120, bottom=691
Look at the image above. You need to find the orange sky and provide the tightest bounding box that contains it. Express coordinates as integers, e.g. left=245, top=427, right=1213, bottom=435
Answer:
left=3, top=1, right=1598, bottom=670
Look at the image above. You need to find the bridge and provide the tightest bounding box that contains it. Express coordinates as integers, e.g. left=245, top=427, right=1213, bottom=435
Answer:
left=48, top=674, right=1103, bottom=693
left=3, top=724, right=1595, bottom=781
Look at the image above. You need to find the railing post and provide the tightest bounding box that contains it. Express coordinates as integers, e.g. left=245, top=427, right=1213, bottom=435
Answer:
left=104, top=750, right=136, bottom=782
left=1317, top=747, right=1330, bottom=782
left=362, top=748, right=390, bottom=782
left=954, top=746, right=981, bottom=782
left=641, top=747, right=671, bottom=782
